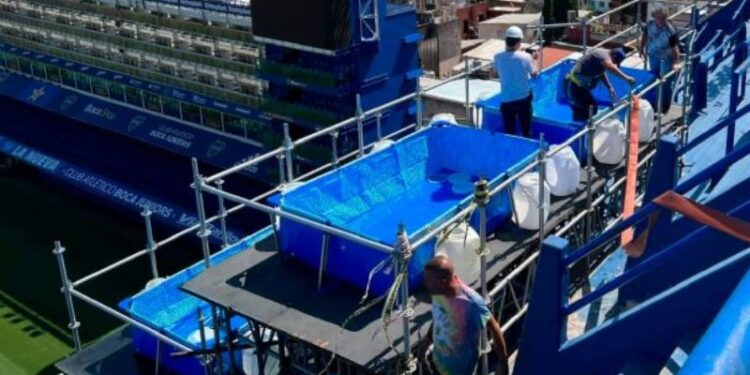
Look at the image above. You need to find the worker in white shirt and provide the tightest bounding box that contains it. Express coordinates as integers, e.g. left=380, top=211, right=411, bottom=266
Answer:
left=493, top=26, right=540, bottom=138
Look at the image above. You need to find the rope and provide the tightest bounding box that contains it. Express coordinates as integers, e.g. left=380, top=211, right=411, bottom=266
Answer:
left=317, top=294, right=387, bottom=375
left=319, top=227, right=414, bottom=375
left=382, top=226, right=420, bottom=374
left=361, top=257, right=390, bottom=304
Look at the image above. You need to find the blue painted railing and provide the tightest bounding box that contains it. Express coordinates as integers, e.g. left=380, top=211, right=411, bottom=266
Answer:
left=514, top=5, right=750, bottom=369
left=677, top=99, right=750, bottom=156
left=514, top=138, right=750, bottom=375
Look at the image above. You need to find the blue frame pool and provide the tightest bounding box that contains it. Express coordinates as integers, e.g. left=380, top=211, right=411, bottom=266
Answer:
left=270, top=125, right=540, bottom=295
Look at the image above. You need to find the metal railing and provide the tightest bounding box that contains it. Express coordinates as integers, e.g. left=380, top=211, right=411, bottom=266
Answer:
left=48, top=1, right=718, bottom=373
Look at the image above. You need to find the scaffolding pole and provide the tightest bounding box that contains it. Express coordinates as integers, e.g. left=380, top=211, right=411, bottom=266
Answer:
left=192, top=158, right=213, bottom=268
left=53, top=241, right=82, bottom=353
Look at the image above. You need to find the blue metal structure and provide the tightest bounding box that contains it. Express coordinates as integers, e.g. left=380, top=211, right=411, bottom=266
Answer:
left=679, top=269, right=750, bottom=374
left=515, top=136, right=750, bottom=374
left=514, top=2, right=750, bottom=371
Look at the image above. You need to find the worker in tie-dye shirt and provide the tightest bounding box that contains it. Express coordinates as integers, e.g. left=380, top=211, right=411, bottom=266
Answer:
left=423, top=256, right=509, bottom=375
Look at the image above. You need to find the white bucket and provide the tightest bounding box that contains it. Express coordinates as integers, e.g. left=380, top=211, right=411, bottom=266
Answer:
left=637, top=99, right=655, bottom=143
left=545, top=145, right=580, bottom=197
left=593, top=118, right=626, bottom=165
left=369, top=139, right=395, bottom=153
left=429, top=113, right=458, bottom=126
left=512, top=172, right=550, bottom=230
left=435, top=222, right=481, bottom=284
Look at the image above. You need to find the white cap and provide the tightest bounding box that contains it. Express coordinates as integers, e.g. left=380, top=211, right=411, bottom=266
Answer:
left=505, top=26, right=524, bottom=39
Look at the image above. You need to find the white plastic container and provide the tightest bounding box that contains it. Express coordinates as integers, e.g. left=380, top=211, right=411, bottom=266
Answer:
left=435, top=223, right=480, bottom=283
left=593, top=118, right=627, bottom=165
left=637, top=99, right=655, bottom=143
left=545, top=145, right=580, bottom=197
left=512, top=172, right=550, bottom=230
left=429, top=113, right=458, bottom=126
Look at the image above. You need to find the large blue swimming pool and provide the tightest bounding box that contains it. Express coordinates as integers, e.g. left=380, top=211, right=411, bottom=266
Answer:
left=270, top=125, right=539, bottom=295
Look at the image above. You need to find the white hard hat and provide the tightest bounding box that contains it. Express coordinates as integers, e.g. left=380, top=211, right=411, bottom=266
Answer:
left=505, top=26, right=524, bottom=39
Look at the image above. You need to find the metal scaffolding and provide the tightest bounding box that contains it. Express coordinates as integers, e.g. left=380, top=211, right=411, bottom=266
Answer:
left=48, top=0, right=734, bottom=373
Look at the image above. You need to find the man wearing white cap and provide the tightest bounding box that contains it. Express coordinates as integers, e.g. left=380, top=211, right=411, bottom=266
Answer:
left=493, top=26, right=540, bottom=138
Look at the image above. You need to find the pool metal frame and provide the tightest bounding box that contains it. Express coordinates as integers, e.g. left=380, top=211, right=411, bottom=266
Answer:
left=50, top=0, right=736, bottom=373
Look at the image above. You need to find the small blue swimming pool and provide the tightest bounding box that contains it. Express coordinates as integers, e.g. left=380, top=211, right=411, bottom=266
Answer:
left=118, top=228, right=272, bottom=374
left=478, top=59, right=657, bottom=159
left=270, top=124, right=539, bottom=295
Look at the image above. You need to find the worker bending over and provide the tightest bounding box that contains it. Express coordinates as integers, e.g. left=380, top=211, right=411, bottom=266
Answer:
left=494, top=26, right=540, bottom=137
left=565, top=48, right=635, bottom=122
left=423, top=255, right=508, bottom=375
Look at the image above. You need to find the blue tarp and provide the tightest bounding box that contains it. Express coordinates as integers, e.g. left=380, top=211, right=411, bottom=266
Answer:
left=271, top=125, right=539, bottom=295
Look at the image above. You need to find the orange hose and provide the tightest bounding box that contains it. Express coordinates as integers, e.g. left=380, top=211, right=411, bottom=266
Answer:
left=621, top=96, right=640, bottom=246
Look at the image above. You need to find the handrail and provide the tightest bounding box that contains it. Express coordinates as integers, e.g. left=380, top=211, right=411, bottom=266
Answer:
left=538, top=22, right=581, bottom=29
left=410, top=203, right=478, bottom=249
left=205, top=147, right=285, bottom=183
left=677, top=102, right=750, bottom=156
left=565, top=136, right=750, bottom=267
left=71, top=201, right=246, bottom=287
left=565, top=216, right=713, bottom=315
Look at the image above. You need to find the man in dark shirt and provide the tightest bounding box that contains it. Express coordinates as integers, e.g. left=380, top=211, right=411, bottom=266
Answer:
left=565, top=48, right=636, bottom=122
left=640, top=7, right=681, bottom=113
